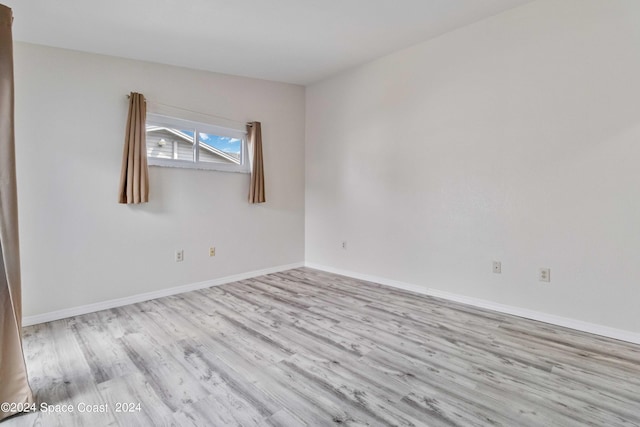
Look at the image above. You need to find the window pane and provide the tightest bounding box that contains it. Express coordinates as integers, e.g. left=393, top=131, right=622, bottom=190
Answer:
left=146, top=126, right=173, bottom=159
left=146, top=125, right=195, bottom=161
left=198, top=132, right=242, bottom=164
left=175, top=130, right=195, bottom=161
left=145, top=113, right=247, bottom=172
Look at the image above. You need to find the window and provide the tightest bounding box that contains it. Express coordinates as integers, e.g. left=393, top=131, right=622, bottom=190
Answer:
left=145, top=113, right=249, bottom=173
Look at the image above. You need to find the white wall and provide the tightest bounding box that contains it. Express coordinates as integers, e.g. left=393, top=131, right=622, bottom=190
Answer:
left=306, top=0, right=640, bottom=333
left=14, top=43, right=305, bottom=317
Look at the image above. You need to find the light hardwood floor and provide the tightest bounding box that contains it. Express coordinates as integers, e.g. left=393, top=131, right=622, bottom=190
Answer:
left=4, top=268, right=640, bottom=426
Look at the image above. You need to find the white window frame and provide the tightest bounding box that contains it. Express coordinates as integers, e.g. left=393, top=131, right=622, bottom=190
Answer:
left=146, top=113, right=250, bottom=174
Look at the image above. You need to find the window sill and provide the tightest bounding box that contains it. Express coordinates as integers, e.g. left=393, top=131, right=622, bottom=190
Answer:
left=148, top=158, right=250, bottom=174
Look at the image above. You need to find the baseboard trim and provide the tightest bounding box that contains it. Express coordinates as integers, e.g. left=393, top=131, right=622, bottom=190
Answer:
left=22, top=262, right=305, bottom=327
left=24, top=261, right=640, bottom=345
left=305, top=262, right=640, bottom=345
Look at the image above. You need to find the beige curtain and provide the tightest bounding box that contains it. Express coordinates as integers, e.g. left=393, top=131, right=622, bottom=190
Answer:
left=0, top=5, right=35, bottom=421
left=118, top=92, right=149, bottom=204
left=247, top=121, right=265, bottom=203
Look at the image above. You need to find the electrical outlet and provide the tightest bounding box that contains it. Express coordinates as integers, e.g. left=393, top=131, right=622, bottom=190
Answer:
left=209, top=247, right=216, bottom=257
left=539, top=268, right=550, bottom=282
left=175, top=250, right=184, bottom=262
left=342, top=241, right=347, bottom=250
left=492, top=261, right=501, bottom=274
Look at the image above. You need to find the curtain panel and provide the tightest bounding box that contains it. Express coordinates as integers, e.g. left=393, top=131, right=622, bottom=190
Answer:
left=118, top=92, right=149, bottom=204
left=0, top=4, right=35, bottom=421
left=247, top=121, right=265, bottom=204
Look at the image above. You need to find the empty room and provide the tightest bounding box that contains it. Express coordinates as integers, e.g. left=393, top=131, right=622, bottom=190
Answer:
left=1, top=0, right=639, bottom=425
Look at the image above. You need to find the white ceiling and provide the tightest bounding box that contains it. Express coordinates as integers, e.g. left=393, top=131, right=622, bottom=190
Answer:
left=5, top=0, right=532, bottom=85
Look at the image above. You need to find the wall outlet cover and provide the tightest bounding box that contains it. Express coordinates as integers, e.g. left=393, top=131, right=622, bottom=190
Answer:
left=539, top=268, right=550, bottom=282
left=493, top=261, right=502, bottom=274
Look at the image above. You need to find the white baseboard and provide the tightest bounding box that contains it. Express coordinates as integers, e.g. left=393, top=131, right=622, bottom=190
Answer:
left=23, top=260, right=640, bottom=345
left=305, top=262, right=640, bottom=345
left=22, top=262, right=305, bottom=327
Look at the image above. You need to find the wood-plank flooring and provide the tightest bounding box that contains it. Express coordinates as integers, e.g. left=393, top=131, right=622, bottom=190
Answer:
left=4, top=268, right=640, bottom=426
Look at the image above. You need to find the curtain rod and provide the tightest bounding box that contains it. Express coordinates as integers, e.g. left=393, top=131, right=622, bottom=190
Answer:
left=126, top=94, right=253, bottom=126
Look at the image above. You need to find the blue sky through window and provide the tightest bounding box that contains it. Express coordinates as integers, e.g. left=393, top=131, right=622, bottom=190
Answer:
left=182, top=130, right=241, bottom=154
